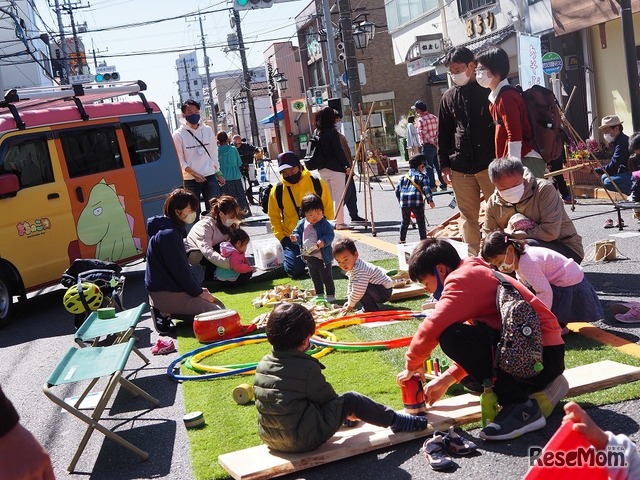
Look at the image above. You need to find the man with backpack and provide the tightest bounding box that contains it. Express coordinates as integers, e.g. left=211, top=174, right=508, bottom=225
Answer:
left=267, top=152, right=334, bottom=278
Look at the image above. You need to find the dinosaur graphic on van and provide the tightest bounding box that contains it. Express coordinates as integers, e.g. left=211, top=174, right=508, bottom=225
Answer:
left=77, top=179, right=140, bottom=262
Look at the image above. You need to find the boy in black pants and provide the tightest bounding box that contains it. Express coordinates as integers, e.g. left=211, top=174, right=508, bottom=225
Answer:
left=291, top=193, right=336, bottom=301
left=254, top=303, right=428, bottom=453
left=395, top=154, right=435, bottom=243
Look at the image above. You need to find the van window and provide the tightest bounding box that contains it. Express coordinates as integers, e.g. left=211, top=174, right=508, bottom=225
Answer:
left=121, top=120, right=161, bottom=165
left=60, top=127, right=123, bottom=178
left=1, top=135, right=54, bottom=188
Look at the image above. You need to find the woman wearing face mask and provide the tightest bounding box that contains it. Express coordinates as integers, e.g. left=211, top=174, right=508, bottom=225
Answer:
left=475, top=46, right=546, bottom=179
left=217, top=131, right=252, bottom=216
left=481, top=231, right=603, bottom=334
left=145, top=189, right=224, bottom=335
left=593, top=115, right=631, bottom=195
left=185, top=195, right=245, bottom=282
left=483, top=157, right=584, bottom=264
left=397, top=239, right=566, bottom=441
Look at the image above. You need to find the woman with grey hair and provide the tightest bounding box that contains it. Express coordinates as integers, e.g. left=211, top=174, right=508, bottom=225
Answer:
left=482, top=157, right=584, bottom=263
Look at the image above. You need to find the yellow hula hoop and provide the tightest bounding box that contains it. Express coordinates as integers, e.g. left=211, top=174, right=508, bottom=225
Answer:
left=189, top=330, right=337, bottom=374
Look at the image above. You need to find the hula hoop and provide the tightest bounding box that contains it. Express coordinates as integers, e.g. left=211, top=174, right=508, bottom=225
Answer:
left=310, top=310, right=423, bottom=351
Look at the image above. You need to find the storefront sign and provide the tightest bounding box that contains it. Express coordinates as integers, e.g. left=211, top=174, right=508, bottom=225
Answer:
left=465, top=11, right=495, bottom=38
left=519, top=33, right=544, bottom=88
left=417, top=34, right=444, bottom=56
left=407, top=56, right=438, bottom=77
left=542, top=52, right=563, bottom=75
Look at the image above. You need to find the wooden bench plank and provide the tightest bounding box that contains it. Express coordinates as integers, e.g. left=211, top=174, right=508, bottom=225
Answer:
left=218, top=360, right=640, bottom=480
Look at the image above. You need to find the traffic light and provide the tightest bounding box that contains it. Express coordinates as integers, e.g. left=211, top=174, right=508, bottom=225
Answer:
left=94, top=72, right=120, bottom=82
left=234, top=0, right=274, bottom=11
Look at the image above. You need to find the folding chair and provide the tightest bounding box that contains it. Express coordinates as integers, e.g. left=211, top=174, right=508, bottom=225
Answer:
left=43, top=338, right=159, bottom=472
left=75, top=302, right=149, bottom=363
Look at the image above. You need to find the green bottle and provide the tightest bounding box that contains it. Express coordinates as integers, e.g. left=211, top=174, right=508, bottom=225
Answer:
left=480, top=379, right=499, bottom=428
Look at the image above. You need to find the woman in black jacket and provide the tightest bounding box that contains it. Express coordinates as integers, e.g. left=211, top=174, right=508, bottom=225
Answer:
left=314, top=107, right=350, bottom=229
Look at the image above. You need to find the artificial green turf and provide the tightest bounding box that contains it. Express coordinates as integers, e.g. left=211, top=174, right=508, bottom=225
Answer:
left=179, top=260, right=640, bottom=480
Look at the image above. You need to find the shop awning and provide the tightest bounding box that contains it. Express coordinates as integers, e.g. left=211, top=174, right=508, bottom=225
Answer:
left=551, top=0, right=640, bottom=36
left=258, top=110, right=284, bottom=125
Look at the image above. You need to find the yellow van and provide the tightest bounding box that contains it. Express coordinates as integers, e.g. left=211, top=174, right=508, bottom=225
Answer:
left=0, top=81, right=182, bottom=325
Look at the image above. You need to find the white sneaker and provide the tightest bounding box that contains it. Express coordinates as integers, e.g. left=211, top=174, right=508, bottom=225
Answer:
left=326, top=295, right=336, bottom=302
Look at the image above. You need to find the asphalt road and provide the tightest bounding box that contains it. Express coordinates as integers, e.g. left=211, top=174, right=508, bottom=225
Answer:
left=2, top=159, right=640, bottom=480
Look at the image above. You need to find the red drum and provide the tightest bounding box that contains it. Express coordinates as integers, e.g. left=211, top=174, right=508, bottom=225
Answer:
left=192, top=309, right=256, bottom=343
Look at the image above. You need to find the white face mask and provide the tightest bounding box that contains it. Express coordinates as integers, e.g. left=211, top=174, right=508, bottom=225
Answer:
left=450, top=72, right=470, bottom=87
left=223, top=218, right=238, bottom=227
left=183, top=211, right=197, bottom=224
left=499, top=183, right=525, bottom=204
left=498, top=248, right=516, bottom=273
left=475, top=69, right=492, bottom=89
left=603, top=133, right=615, bottom=144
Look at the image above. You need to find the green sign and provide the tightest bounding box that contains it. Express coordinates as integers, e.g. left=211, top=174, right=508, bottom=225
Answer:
left=542, top=52, right=563, bottom=75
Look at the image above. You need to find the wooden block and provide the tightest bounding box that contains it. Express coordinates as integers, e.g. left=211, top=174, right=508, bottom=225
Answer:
left=219, top=360, right=640, bottom=480
left=390, top=283, right=425, bottom=301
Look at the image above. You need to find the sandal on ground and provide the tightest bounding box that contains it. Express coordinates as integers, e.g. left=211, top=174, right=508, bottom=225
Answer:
left=437, top=426, right=477, bottom=456
left=421, top=434, right=454, bottom=471
left=603, top=218, right=614, bottom=228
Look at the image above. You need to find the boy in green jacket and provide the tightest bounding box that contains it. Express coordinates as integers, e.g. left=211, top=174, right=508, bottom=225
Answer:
left=254, top=303, right=427, bottom=453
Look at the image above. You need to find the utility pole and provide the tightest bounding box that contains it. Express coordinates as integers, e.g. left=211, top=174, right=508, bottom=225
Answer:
left=267, top=62, right=284, bottom=154
left=233, top=8, right=260, bottom=148
left=62, top=0, right=89, bottom=75
left=171, top=96, right=178, bottom=130
left=197, top=13, right=217, bottom=134
left=53, top=0, right=71, bottom=83
left=338, top=0, right=362, bottom=113
left=321, top=0, right=341, bottom=99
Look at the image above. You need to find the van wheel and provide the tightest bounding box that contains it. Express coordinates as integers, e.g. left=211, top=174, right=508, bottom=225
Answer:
left=0, top=277, right=13, bottom=328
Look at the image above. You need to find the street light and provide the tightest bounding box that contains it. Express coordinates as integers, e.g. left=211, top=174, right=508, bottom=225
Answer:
left=273, top=68, right=288, bottom=92
left=351, top=16, right=376, bottom=51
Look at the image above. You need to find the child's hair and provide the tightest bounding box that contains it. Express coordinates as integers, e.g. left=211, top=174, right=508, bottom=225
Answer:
left=475, top=46, right=510, bottom=80
left=300, top=193, right=324, bottom=216
left=229, top=228, right=250, bottom=247
left=332, top=237, right=357, bottom=256
left=407, top=239, right=461, bottom=283
left=407, top=115, right=415, bottom=124
left=409, top=154, right=426, bottom=169
left=266, top=303, right=316, bottom=350
left=480, top=230, right=526, bottom=262
left=217, top=131, right=229, bottom=144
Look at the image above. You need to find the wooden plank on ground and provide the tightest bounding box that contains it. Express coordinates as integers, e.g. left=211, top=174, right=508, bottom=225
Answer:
left=390, top=283, right=425, bottom=301
left=218, top=360, right=640, bottom=480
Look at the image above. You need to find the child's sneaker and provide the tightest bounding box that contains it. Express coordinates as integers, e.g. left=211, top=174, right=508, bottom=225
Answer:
left=421, top=433, right=454, bottom=471
left=610, top=301, right=640, bottom=315
left=479, top=398, right=546, bottom=441
left=151, top=338, right=176, bottom=355
left=326, top=295, right=336, bottom=303
left=615, top=305, right=640, bottom=323
left=529, top=374, right=569, bottom=418
left=436, top=426, right=477, bottom=456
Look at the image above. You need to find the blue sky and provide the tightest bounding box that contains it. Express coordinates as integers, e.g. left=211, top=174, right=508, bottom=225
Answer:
left=34, top=0, right=310, bottom=113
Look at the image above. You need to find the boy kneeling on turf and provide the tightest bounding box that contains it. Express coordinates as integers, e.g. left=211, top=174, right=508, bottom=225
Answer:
left=254, top=303, right=427, bottom=453
left=333, top=238, right=394, bottom=314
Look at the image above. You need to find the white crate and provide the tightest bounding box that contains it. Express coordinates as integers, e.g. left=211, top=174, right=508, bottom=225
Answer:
left=252, top=238, right=284, bottom=270
left=397, top=239, right=468, bottom=271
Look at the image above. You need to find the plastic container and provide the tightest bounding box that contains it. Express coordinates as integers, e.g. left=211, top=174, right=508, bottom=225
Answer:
left=480, top=379, right=499, bottom=428
left=524, top=420, right=608, bottom=479
left=397, top=239, right=468, bottom=271
left=252, top=238, right=284, bottom=270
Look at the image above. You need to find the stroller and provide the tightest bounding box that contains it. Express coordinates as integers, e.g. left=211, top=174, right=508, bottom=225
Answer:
left=61, top=259, right=126, bottom=329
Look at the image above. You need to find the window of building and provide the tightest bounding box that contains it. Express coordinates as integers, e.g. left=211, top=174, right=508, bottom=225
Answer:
left=194, top=80, right=198, bottom=86
left=121, top=120, right=161, bottom=165
left=59, top=127, right=123, bottom=178
left=1, top=135, right=54, bottom=189
left=457, top=0, right=496, bottom=16
left=385, top=0, right=438, bottom=31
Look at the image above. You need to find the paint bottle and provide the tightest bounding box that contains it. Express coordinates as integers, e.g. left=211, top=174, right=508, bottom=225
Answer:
left=401, top=374, right=428, bottom=416
left=480, top=379, right=499, bottom=428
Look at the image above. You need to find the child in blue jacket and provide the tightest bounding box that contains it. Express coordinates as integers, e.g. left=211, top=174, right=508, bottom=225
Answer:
left=395, top=154, right=435, bottom=243
left=291, top=193, right=335, bottom=301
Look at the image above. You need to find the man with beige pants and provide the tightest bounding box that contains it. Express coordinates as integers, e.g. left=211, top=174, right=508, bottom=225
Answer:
left=438, top=46, right=496, bottom=256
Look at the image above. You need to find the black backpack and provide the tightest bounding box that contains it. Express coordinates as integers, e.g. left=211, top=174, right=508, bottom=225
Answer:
left=259, top=176, right=323, bottom=217
left=302, top=131, right=325, bottom=171
left=496, top=84, right=568, bottom=163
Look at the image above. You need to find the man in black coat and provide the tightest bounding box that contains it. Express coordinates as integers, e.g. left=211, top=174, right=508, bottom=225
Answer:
left=233, top=135, right=260, bottom=204
left=438, top=46, right=496, bottom=256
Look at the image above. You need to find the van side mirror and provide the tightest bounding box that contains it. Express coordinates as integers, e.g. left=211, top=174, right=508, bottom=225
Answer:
left=0, top=174, right=19, bottom=198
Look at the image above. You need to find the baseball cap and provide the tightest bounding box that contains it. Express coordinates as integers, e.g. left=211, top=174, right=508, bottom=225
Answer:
left=413, top=101, right=427, bottom=111
left=277, top=151, right=301, bottom=172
